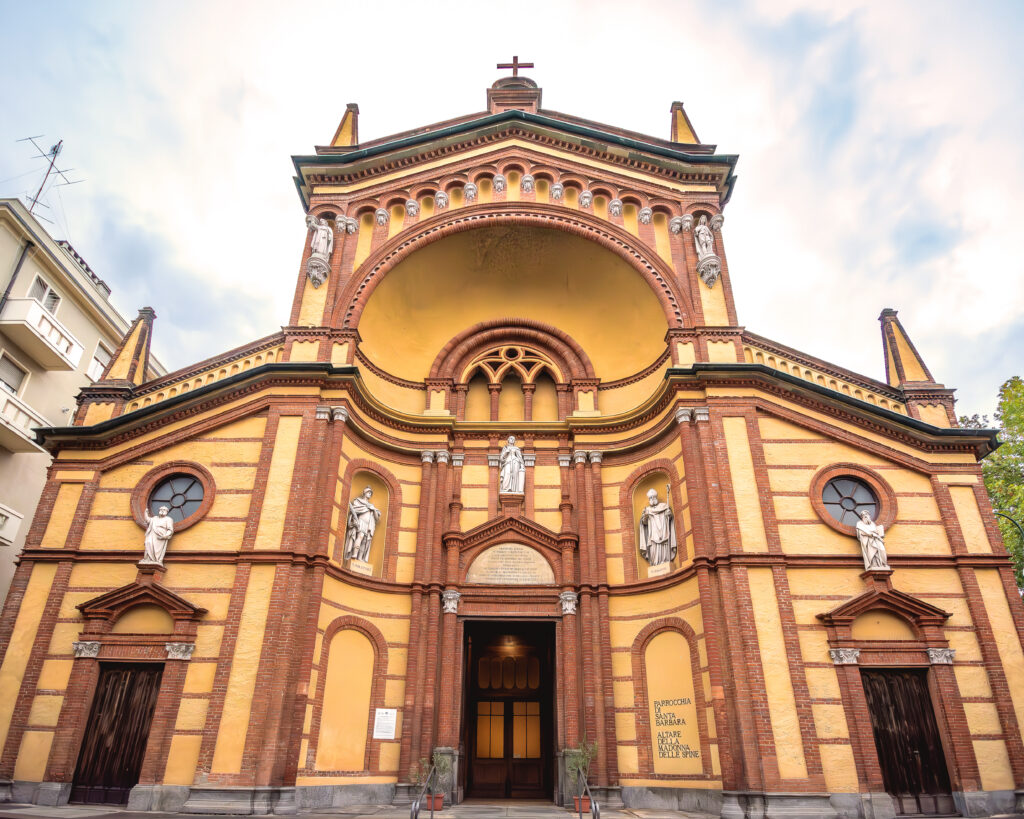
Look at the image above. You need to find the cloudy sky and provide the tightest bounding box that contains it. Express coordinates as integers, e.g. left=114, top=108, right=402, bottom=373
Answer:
left=1, top=0, right=1021, bottom=419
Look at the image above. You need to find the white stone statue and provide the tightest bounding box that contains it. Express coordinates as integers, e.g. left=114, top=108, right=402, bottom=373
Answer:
left=638, top=488, right=677, bottom=567
left=344, top=486, right=382, bottom=563
left=499, top=436, right=525, bottom=494
left=140, top=506, right=174, bottom=567
left=521, top=174, right=535, bottom=193
left=305, top=214, right=334, bottom=288
left=855, top=511, right=889, bottom=570
left=694, top=215, right=715, bottom=259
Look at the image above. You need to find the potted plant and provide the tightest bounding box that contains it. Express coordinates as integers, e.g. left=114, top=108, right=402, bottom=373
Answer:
left=430, top=750, right=453, bottom=810
left=565, top=737, right=598, bottom=813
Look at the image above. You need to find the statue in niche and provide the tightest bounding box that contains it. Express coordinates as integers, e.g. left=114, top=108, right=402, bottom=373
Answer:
left=855, top=511, right=889, bottom=571
left=639, top=487, right=677, bottom=568
left=140, top=506, right=174, bottom=567
left=499, top=436, right=525, bottom=494
left=344, top=486, right=382, bottom=563
left=694, top=214, right=715, bottom=259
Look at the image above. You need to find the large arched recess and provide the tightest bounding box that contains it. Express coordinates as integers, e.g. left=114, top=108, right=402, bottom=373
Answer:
left=337, top=204, right=689, bottom=383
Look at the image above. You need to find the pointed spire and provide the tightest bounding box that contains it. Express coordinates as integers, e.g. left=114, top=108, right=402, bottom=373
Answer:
left=669, top=101, right=699, bottom=144
left=101, top=307, right=156, bottom=386
left=331, top=103, right=360, bottom=147
left=879, top=308, right=956, bottom=427
left=879, top=308, right=935, bottom=387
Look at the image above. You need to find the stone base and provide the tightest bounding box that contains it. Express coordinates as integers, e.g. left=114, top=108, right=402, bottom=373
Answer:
left=182, top=786, right=296, bottom=815
left=128, top=784, right=192, bottom=812
left=294, top=783, right=395, bottom=810
left=33, top=781, right=70, bottom=807
left=722, top=791, right=839, bottom=819
left=391, top=782, right=415, bottom=805
left=954, top=789, right=1017, bottom=817
left=622, top=785, right=722, bottom=814
left=590, top=785, right=624, bottom=809
left=0, top=780, right=10, bottom=803
left=829, top=792, right=896, bottom=819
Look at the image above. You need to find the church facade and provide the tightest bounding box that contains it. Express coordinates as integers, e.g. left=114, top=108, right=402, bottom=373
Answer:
left=0, top=73, right=1021, bottom=818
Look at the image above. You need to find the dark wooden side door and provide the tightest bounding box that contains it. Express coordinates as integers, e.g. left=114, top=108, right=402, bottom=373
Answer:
left=71, top=663, right=164, bottom=805
left=861, top=669, right=955, bottom=816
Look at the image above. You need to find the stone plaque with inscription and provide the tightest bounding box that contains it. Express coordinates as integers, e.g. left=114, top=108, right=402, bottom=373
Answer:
left=465, top=543, right=555, bottom=585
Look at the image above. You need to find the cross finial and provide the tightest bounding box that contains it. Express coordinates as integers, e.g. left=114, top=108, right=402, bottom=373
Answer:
left=497, top=55, right=534, bottom=77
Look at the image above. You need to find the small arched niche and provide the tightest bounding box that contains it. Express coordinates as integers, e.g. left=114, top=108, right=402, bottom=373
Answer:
left=465, top=372, right=490, bottom=422
left=110, top=604, right=175, bottom=634
left=340, top=470, right=390, bottom=578
left=532, top=371, right=558, bottom=422
left=633, top=471, right=682, bottom=580
left=851, top=609, right=917, bottom=641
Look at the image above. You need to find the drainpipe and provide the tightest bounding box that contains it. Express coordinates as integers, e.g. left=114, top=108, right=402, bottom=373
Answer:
left=0, top=240, right=35, bottom=315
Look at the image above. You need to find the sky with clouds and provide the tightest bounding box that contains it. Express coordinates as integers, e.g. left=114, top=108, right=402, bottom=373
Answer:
left=1, top=0, right=1021, bottom=419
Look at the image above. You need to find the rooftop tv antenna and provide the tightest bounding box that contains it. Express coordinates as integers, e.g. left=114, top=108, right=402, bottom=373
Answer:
left=17, top=136, right=83, bottom=214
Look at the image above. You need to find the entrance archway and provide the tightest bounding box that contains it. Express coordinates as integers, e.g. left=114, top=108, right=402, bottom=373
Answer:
left=462, top=621, right=555, bottom=800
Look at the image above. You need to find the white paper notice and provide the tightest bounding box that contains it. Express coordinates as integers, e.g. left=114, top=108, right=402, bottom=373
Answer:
left=373, top=708, right=398, bottom=740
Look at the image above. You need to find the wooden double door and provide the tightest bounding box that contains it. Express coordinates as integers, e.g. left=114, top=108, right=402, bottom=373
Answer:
left=71, top=663, right=163, bottom=805
left=464, top=622, right=553, bottom=799
left=861, top=669, right=955, bottom=816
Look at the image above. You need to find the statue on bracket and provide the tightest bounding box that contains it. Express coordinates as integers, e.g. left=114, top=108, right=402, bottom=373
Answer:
left=692, top=214, right=722, bottom=289
left=140, top=506, right=174, bottom=567
left=499, top=436, right=526, bottom=494
left=639, top=487, right=676, bottom=568
left=305, top=213, right=334, bottom=288
left=855, top=510, right=890, bottom=571
left=344, top=486, right=382, bottom=563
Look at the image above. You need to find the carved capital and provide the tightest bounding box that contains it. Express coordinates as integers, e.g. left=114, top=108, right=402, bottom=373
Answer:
left=487, top=454, right=500, bottom=468
left=559, top=591, right=578, bottom=616
left=306, top=256, right=330, bottom=289
left=521, top=174, right=535, bottom=193
left=451, top=454, right=465, bottom=467
left=331, top=406, right=349, bottom=423
left=435, top=450, right=451, bottom=465
left=557, top=454, right=572, bottom=468
left=166, top=642, right=195, bottom=661
left=589, top=451, right=603, bottom=464
left=73, top=641, right=101, bottom=659
left=675, top=407, right=693, bottom=424
left=492, top=174, right=506, bottom=193
left=523, top=454, right=537, bottom=467
left=927, top=647, right=955, bottom=665
left=694, top=407, right=710, bottom=423
left=829, top=648, right=860, bottom=665
left=710, top=213, right=724, bottom=232
left=442, top=589, right=461, bottom=614
left=572, top=451, right=588, bottom=465
left=315, top=405, right=331, bottom=421
left=669, top=216, right=684, bottom=234
left=421, top=451, right=436, bottom=464
left=638, top=207, right=653, bottom=225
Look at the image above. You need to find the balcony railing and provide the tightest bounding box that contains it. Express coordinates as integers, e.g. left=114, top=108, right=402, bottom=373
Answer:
left=0, top=298, right=84, bottom=370
left=0, top=387, right=49, bottom=453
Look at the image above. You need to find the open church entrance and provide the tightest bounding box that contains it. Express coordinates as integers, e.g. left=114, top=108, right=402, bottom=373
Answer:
left=463, top=621, right=555, bottom=800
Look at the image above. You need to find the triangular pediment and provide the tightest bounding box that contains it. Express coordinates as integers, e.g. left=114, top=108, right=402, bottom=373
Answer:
left=78, top=579, right=207, bottom=624
left=818, top=585, right=950, bottom=629
left=449, top=514, right=570, bottom=555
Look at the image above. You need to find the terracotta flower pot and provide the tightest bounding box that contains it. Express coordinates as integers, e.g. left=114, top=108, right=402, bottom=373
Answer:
left=573, top=795, right=591, bottom=813
left=427, top=793, right=444, bottom=810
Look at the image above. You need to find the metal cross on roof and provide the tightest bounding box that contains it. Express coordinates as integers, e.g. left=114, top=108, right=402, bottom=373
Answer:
left=497, top=56, right=534, bottom=77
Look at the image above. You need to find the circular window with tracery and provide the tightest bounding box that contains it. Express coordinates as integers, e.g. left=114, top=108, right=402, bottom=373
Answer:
left=810, top=463, right=896, bottom=536
left=131, top=462, right=216, bottom=532
left=148, top=474, right=204, bottom=523
left=822, top=477, right=878, bottom=527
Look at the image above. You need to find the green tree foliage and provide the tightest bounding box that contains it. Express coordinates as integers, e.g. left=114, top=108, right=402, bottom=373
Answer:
left=961, top=376, right=1024, bottom=588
